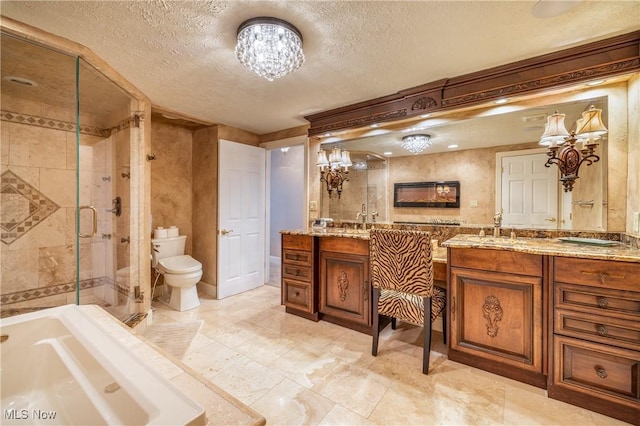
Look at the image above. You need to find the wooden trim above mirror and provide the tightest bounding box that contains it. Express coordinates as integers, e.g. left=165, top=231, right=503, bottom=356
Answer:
left=305, top=31, right=640, bottom=136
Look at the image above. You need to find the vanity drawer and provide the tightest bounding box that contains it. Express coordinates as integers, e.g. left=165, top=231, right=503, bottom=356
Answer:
left=555, top=282, right=640, bottom=319
left=553, top=335, right=640, bottom=402
left=555, top=308, right=640, bottom=351
left=282, top=264, right=312, bottom=282
left=283, top=249, right=313, bottom=267
left=449, top=248, right=542, bottom=277
left=282, top=234, right=313, bottom=251
left=283, top=278, right=313, bottom=313
left=554, top=257, right=640, bottom=291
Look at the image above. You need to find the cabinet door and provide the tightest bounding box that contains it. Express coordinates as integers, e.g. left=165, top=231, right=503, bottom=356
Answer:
left=450, top=267, right=544, bottom=375
left=319, top=251, right=370, bottom=327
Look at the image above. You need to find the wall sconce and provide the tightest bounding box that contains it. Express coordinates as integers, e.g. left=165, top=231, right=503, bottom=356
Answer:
left=540, top=105, right=607, bottom=192
left=317, top=147, right=352, bottom=198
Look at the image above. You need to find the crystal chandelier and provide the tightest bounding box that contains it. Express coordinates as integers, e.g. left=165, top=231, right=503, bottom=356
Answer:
left=235, top=17, right=305, bottom=81
left=317, top=147, right=352, bottom=198
left=401, top=134, right=431, bottom=154
left=540, top=105, right=607, bottom=192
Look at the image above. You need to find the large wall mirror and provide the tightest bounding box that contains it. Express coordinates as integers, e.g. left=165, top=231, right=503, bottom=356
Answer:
left=317, top=83, right=626, bottom=232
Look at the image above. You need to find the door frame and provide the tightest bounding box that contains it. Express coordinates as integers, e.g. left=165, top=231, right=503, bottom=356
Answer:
left=261, top=136, right=309, bottom=285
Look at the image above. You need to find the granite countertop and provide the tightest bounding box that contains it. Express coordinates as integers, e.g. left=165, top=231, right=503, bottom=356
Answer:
left=280, top=228, right=448, bottom=264
left=443, top=234, right=640, bottom=263
left=282, top=228, right=370, bottom=240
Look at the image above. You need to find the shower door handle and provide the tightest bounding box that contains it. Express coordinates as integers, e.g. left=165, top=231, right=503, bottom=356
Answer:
left=79, top=205, right=97, bottom=238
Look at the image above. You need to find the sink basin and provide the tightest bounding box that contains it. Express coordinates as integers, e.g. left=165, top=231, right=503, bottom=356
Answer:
left=558, top=237, right=618, bottom=246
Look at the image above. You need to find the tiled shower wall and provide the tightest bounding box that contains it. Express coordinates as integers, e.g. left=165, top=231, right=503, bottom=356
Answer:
left=0, top=95, right=130, bottom=312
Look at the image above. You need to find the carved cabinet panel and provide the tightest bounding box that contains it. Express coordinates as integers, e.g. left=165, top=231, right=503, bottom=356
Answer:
left=448, top=248, right=545, bottom=388
left=319, top=238, right=371, bottom=333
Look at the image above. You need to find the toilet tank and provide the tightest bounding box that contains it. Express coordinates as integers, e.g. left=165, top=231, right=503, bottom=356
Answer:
left=151, top=235, right=187, bottom=266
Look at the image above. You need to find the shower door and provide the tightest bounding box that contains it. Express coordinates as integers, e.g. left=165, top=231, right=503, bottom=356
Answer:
left=0, top=32, right=134, bottom=321
left=76, top=58, right=134, bottom=321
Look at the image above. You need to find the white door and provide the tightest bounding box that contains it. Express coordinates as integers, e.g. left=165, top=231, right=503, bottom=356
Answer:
left=218, top=140, right=266, bottom=299
left=501, top=153, right=559, bottom=229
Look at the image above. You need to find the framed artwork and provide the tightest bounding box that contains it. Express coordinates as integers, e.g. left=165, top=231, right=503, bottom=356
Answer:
left=393, top=181, right=460, bottom=208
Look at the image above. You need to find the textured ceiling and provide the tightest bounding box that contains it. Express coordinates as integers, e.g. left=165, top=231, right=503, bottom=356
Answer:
left=1, top=1, right=639, bottom=135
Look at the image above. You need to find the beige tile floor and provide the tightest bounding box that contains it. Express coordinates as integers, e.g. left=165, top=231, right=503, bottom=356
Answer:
left=149, top=286, right=629, bottom=426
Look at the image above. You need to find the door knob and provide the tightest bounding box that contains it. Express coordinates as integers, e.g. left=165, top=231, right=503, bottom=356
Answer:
left=545, top=217, right=557, bottom=222
left=219, top=229, right=233, bottom=235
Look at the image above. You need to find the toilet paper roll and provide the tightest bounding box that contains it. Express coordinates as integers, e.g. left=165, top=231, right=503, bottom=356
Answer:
left=167, top=226, right=179, bottom=237
left=154, top=228, right=168, bottom=239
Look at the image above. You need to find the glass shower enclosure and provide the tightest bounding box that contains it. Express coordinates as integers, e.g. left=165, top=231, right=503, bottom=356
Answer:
left=1, top=32, right=135, bottom=322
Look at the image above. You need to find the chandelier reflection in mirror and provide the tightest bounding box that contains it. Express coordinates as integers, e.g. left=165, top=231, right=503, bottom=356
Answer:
left=540, top=105, right=607, bottom=192
left=401, top=134, right=431, bottom=154
left=235, top=17, right=305, bottom=81
left=317, top=148, right=352, bottom=198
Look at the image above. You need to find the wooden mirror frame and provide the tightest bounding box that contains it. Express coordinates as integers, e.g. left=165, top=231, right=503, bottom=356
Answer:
left=305, top=31, right=640, bottom=136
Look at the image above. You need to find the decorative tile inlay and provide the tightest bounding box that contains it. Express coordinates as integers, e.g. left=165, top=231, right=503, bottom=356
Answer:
left=0, top=277, right=109, bottom=305
left=1, top=170, right=60, bottom=245
left=0, top=110, right=110, bottom=137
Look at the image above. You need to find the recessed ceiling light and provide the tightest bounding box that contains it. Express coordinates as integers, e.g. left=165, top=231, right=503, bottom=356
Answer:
left=161, top=113, right=181, bottom=119
left=420, top=114, right=430, bottom=118
left=494, top=98, right=508, bottom=104
left=323, top=132, right=332, bottom=137
left=383, top=151, right=393, bottom=156
left=370, top=123, right=379, bottom=128
left=586, top=79, right=606, bottom=86
left=532, top=0, right=581, bottom=19
left=447, top=144, right=459, bottom=149
left=3, top=76, right=38, bottom=87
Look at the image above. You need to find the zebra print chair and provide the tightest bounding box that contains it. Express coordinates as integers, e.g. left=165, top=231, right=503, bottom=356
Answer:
left=369, top=228, right=447, bottom=374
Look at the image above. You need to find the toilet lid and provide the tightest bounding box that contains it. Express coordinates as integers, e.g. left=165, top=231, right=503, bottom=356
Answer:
left=158, top=255, right=202, bottom=274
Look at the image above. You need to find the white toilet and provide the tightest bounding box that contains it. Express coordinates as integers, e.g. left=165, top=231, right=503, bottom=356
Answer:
left=151, top=235, right=202, bottom=311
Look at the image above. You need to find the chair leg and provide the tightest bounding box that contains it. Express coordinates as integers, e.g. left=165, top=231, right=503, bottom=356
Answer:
left=441, top=302, right=447, bottom=345
left=372, top=287, right=380, bottom=356
left=423, top=297, right=433, bottom=374
left=391, top=317, right=397, bottom=330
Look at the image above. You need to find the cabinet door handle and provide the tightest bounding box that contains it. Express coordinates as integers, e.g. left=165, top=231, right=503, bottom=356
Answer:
left=451, top=296, right=456, bottom=316
left=594, top=366, right=608, bottom=379
left=595, top=324, right=608, bottom=336
left=596, top=296, right=608, bottom=308
left=363, top=280, right=368, bottom=301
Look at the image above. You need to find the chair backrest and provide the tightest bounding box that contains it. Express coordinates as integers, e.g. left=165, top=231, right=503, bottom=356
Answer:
left=369, top=228, right=434, bottom=297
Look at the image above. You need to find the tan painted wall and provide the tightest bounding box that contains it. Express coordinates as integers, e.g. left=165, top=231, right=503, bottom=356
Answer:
left=150, top=122, right=194, bottom=254
left=192, top=126, right=219, bottom=291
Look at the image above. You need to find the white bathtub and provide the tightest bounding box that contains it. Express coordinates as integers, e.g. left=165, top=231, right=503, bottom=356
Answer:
left=0, top=305, right=205, bottom=425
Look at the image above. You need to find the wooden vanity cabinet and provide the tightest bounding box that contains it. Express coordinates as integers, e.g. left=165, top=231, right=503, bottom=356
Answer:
left=281, top=235, right=318, bottom=320
left=548, top=257, right=640, bottom=425
left=319, top=237, right=371, bottom=334
left=448, top=248, right=547, bottom=388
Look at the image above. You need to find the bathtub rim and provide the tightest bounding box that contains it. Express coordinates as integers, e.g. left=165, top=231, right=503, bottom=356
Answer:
left=0, top=304, right=206, bottom=426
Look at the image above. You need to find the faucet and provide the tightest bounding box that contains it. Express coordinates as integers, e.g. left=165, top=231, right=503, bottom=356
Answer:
left=493, top=212, right=502, bottom=237
left=356, top=203, right=367, bottom=230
